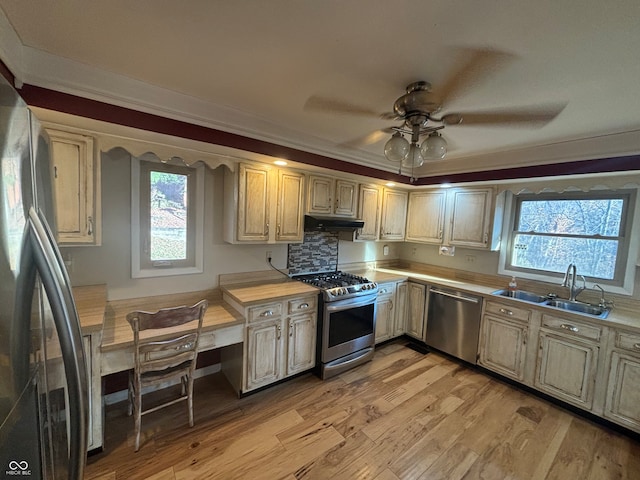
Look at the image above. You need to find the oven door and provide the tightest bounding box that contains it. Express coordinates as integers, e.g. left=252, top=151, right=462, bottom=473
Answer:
left=321, top=293, right=377, bottom=363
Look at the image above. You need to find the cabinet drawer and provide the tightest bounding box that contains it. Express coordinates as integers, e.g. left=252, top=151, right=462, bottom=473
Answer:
left=248, top=302, right=283, bottom=322
left=377, top=283, right=397, bottom=298
left=541, top=314, right=601, bottom=341
left=615, top=330, right=640, bottom=355
left=484, top=301, right=531, bottom=323
left=287, top=296, right=317, bottom=315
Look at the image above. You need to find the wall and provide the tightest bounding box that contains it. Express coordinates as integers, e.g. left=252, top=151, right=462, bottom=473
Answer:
left=62, top=150, right=395, bottom=300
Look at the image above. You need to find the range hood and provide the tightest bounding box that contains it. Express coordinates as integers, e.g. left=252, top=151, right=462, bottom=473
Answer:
left=304, top=215, right=364, bottom=232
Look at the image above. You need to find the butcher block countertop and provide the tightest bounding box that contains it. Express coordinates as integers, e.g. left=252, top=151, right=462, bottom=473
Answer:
left=73, top=284, right=108, bottom=334
left=221, top=279, right=319, bottom=306
left=101, top=289, right=244, bottom=352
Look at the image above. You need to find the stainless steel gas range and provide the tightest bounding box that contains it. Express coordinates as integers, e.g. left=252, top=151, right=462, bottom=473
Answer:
left=294, top=271, right=378, bottom=379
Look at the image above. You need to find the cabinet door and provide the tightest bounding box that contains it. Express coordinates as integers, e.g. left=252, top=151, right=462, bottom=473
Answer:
left=479, top=314, right=528, bottom=381
left=237, top=163, right=270, bottom=241
left=48, top=129, right=98, bottom=244
left=356, top=184, right=381, bottom=241
left=406, top=191, right=447, bottom=243
left=287, top=313, right=317, bottom=375
left=447, top=188, right=493, bottom=248
left=276, top=170, right=305, bottom=242
left=380, top=189, right=408, bottom=241
left=375, top=295, right=394, bottom=343
left=246, top=319, right=283, bottom=390
left=535, top=331, right=599, bottom=410
left=307, top=175, right=333, bottom=215
left=604, top=351, right=640, bottom=431
left=406, top=283, right=426, bottom=340
left=334, top=179, right=357, bottom=217
left=394, top=282, right=408, bottom=336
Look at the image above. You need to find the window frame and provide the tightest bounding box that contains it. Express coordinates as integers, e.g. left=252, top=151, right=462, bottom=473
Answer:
left=131, top=158, right=204, bottom=279
left=498, top=188, right=639, bottom=295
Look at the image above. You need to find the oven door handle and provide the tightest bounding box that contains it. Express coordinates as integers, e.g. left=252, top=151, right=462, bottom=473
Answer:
left=325, top=294, right=377, bottom=312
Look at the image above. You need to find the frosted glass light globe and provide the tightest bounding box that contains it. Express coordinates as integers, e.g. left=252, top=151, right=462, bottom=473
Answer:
left=421, top=132, right=447, bottom=160
left=402, top=143, right=424, bottom=168
left=384, top=132, right=410, bottom=162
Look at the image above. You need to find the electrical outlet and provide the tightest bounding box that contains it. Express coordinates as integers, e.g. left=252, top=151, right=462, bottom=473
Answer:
left=266, top=251, right=272, bottom=262
left=466, top=255, right=476, bottom=263
left=412, top=247, right=417, bottom=256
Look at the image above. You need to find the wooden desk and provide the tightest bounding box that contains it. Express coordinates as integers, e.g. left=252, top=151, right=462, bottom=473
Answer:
left=100, top=290, right=245, bottom=376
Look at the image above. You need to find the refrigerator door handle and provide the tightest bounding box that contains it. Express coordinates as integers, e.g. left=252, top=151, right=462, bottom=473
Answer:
left=29, top=207, right=87, bottom=479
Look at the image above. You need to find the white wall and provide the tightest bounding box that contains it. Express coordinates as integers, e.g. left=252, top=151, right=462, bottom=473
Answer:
left=62, top=151, right=397, bottom=300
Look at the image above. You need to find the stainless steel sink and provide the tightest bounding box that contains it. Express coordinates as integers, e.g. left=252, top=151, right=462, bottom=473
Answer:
left=492, top=289, right=548, bottom=303
left=544, top=299, right=610, bottom=319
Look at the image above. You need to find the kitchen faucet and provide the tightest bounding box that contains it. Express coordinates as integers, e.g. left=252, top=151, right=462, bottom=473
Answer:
left=561, top=263, right=586, bottom=301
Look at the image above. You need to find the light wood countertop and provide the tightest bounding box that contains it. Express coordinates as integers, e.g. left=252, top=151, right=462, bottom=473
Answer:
left=101, top=289, right=244, bottom=352
left=222, top=279, right=320, bottom=306
left=73, top=284, right=108, bottom=334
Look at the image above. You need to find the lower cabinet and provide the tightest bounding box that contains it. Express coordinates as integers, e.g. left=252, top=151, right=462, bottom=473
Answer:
left=534, top=315, right=602, bottom=411
left=478, top=300, right=532, bottom=382
left=243, top=295, right=317, bottom=393
left=83, top=331, right=103, bottom=452
left=406, top=282, right=426, bottom=340
left=604, top=330, right=640, bottom=431
left=375, top=283, right=396, bottom=343
left=393, top=281, right=408, bottom=337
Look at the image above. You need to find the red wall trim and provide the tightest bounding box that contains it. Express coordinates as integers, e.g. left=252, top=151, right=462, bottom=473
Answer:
left=18, top=84, right=640, bottom=185
left=0, top=59, right=15, bottom=87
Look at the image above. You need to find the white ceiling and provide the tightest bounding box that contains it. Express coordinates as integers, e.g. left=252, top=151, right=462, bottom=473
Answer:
left=1, top=0, right=640, bottom=179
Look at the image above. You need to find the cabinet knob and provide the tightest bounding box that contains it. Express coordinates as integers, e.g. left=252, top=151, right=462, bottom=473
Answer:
left=87, top=216, right=93, bottom=236
left=633, top=343, right=640, bottom=350
left=499, top=308, right=513, bottom=316
left=261, top=310, right=274, bottom=317
left=299, top=303, right=309, bottom=309
left=277, top=325, right=281, bottom=339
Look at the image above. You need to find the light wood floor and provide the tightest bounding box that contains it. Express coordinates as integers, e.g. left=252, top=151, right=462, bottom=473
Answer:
left=85, top=341, right=640, bottom=480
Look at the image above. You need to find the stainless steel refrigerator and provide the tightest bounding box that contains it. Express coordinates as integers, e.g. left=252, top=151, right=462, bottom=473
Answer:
left=0, top=75, right=87, bottom=479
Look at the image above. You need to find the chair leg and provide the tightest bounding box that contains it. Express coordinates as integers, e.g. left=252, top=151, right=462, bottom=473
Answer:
left=127, top=372, right=133, bottom=417
left=187, top=376, right=194, bottom=427
left=134, top=390, right=141, bottom=452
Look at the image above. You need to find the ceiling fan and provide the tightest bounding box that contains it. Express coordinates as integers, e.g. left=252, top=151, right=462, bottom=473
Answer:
left=304, top=48, right=566, bottom=181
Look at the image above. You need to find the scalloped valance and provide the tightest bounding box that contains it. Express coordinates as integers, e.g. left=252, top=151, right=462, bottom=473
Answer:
left=497, top=171, right=640, bottom=195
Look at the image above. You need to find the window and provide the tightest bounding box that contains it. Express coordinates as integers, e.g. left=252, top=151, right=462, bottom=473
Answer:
left=132, top=159, right=204, bottom=278
left=500, top=189, right=637, bottom=293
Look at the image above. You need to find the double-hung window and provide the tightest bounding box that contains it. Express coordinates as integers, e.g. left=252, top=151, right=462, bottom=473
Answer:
left=500, top=189, right=637, bottom=292
left=132, top=158, right=204, bottom=278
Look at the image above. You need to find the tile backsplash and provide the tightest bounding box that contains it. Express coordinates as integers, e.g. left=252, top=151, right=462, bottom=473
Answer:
left=287, top=231, right=339, bottom=274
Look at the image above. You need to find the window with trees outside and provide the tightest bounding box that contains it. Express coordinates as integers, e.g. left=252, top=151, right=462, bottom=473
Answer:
left=501, top=190, right=636, bottom=290
left=132, top=159, right=204, bottom=278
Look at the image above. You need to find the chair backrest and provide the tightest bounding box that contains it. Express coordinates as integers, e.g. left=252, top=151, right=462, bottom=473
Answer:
left=126, top=300, right=208, bottom=375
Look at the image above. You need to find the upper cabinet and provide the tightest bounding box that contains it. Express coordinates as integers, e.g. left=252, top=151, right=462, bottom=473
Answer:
left=224, top=162, right=305, bottom=244
left=307, top=175, right=357, bottom=217
left=47, top=128, right=101, bottom=245
left=406, top=186, right=501, bottom=250
left=405, top=190, right=447, bottom=243
left=355, top=184, right=382, bottom=241
left=380, top=188, right=408, bottom=241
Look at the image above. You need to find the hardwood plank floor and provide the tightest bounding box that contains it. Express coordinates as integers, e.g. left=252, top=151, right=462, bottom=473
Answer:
left=85, top=341, right=640, bottom=480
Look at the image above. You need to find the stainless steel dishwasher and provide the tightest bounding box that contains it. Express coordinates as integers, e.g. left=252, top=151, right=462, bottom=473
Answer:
left=426, top=286, right=483, bottom=364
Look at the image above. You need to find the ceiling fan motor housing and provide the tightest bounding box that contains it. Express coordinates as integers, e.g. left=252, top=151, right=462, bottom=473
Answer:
left=393, top=81, right=441, bottom=125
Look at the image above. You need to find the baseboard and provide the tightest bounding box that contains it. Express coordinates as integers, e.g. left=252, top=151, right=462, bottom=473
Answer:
left=103, top=363, right=221, bottom=406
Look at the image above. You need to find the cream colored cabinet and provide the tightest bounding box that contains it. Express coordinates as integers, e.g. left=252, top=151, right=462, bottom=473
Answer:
left=246, top=317, right=284, bottom=390
left=478, top=301, right=531, bottom=382
left=380, top=188, right=408, bottom=241
left=307, top=175, right=357, bottom=217
left=83, top=332, right=103, bottom=451
left=355, top=184, right=382, bottom=241
left=285, top=296, right=317, bottom=375
left=406, top=282, right=426, bottom=340
left=405, top=190, right=447, bottom=243
left=47, top=128, right=101, bottom=245
left=241, top=295, right=317, bottom=393
left=224, top=162, right=305, bottom=244
left=534, top=315, right=602, bottom=410
left=446, top=188, right=495, bottom=248
left=604, top=329, right=640, bottom=432
left=405, top=186, right=499, bottom=249
left=375, top=283, right=396, bottom=343
left=393, top=281, right=408, bottom=337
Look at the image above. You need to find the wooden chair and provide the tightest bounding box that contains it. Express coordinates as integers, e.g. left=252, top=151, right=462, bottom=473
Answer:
left=126, top=300, right=208, bottom=451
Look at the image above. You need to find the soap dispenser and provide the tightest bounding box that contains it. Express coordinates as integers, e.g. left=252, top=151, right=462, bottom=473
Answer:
left=508, top=276, right=518, bottom=293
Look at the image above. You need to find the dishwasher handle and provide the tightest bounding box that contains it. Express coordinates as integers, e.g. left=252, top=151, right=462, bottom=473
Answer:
left=430, top=288, right=480, bottom=304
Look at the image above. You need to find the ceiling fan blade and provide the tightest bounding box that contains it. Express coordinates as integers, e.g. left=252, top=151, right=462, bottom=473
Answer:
left=304, top=95, right=384, bottom=118
left=433, top=48, right=517, bottom=106
left=340, top=128, right=395, bottom=148
left=442, top=104, right=567, bottom=128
